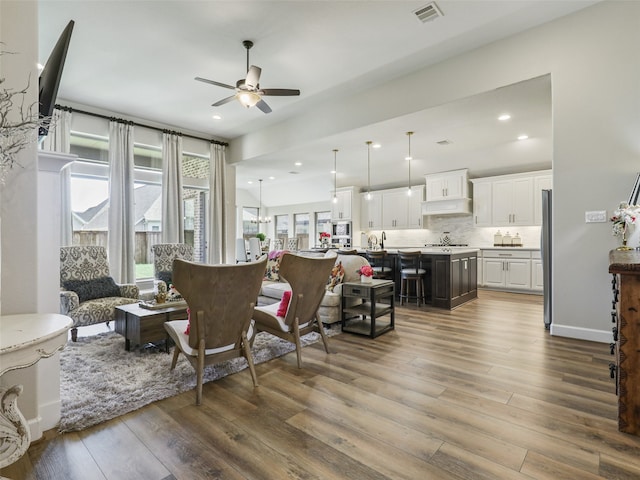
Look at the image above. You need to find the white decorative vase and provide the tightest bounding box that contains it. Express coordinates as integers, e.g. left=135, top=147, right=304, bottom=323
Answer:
left=361, top=275, right=373, bottom=283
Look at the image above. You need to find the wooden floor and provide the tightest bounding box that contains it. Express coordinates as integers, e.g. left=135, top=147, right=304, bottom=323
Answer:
left=4, top=290, right=640, bottom=480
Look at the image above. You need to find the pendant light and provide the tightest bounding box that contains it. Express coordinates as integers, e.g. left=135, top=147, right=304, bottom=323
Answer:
left=366, top=141, right=372, bottom=200
left=406, top=131, right=414, bottom=196
left=332, top=149, right=338, bottom=203
left=251, top=179, right=272, bottom=223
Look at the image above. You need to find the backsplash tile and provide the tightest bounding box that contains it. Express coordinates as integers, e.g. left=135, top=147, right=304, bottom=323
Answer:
left=362, top=215, right=541, bottom=249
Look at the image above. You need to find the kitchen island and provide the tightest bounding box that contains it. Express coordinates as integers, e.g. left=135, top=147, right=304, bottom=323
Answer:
left=357, top=248, right=479, bottom=310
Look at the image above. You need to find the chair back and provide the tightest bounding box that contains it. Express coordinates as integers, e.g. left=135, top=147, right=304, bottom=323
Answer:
left=248, top=238, right=262, bottom=261
left=399, top=250, right=422, bottom=274
left=367, top=250, right=392, bottom=276
left=152, top=243, right=194, bottom=278
left=172, top=256, right=267, bottom=350
left=60, top=245, right=111, bottom=284
left=278, top=253, right=336, bottom=328
left=336, top=248, right=358, bottom=255
left=272, top=238, right=284, bottom=251
left=235, top=238, right=248, bottom=263
left=261, top=238, right=271, bottom=252
left=286, top=237, right=299, bottom=251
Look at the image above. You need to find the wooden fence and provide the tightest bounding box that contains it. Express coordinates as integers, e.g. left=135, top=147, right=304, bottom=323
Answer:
left=73, top=231, right=163, bottom=264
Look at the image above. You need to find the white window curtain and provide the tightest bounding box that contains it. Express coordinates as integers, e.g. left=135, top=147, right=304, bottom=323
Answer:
left=40, top=108, right=73, bottom=245
left=108, top=121, right=135, bottom=283
left=208, top=142, right=226, bottom=264
left=161, top=132, right=184, bottom=243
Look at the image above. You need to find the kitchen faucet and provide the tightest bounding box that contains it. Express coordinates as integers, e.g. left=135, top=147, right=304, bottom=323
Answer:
left=381, top=231, right=386, bottom=249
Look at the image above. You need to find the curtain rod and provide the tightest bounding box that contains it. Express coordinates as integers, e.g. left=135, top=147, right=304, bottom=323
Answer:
left=55, top=104, right=229, bottom=146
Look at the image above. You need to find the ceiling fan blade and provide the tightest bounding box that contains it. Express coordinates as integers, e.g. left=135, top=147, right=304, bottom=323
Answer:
left=195, top=76, right=235, bottom=90
left=245, top=65, right=262, bottom=90
left=260, top=88, right=301, bottom=96
left=212, top=95, right=237, bottom=107
left=256, top=99, right=272, bottom=114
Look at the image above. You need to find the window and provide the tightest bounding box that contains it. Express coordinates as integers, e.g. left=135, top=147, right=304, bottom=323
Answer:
left=243, top=207, right=259, bottom=242
left=68, top=126, right=211, bottom=279
left=275, top=214, right=289, bottom=245
left=294, top=213, right=310, bottom=250
left=315, top=211, right=332, bottom=245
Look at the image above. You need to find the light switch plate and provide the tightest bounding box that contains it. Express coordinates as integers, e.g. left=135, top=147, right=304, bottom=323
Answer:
left=585, top=210, right=607, bottom=223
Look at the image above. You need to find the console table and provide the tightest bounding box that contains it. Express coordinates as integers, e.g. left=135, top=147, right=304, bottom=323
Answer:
left=341, top=279, right=395, bottom=338
left=0, top=313, right=72, bottom=468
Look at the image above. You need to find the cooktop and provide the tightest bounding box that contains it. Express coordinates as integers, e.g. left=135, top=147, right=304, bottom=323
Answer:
left=425, top=243, right=469, bottom=247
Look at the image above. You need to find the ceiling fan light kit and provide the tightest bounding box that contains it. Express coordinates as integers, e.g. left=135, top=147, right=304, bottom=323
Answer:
left=195, top=40, right=300, bottom=114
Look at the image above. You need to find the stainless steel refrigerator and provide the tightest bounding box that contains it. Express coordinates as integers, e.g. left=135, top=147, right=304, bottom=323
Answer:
left=541, top=189, right=552, bottom=328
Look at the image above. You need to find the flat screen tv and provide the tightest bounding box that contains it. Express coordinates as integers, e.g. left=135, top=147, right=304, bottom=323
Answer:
left=38, top=20, right=74, bottom=139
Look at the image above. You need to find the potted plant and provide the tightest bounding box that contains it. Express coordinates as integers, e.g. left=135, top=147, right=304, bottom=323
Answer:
left=256, top=232, right=266, bottom=242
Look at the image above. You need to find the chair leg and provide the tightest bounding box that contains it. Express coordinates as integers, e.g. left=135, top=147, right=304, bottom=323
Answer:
left=316, top=313, right=331, bottom=354
left=70, top=327, right=78, bottom=342
left=293, top=319, right=303, bottom=368
left=170, top=346, right=181, bottom=370
left=400, top=278, right=405, bottom=305
left=242, top=333, right=259, bottom=387
left=196, top=340, right=205, bottom=406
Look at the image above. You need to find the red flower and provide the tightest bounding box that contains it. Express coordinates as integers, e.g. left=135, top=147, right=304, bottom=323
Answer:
left=357, top=265, right=374, bottom=277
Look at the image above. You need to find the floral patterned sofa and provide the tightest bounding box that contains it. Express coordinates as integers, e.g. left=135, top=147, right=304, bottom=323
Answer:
left=259, top=251, right=369, bottom=324
left=59, top=246, right=139, bottom=341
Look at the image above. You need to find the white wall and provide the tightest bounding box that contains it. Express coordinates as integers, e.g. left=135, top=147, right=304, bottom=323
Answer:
left=231, top=2, right=640, bottom=342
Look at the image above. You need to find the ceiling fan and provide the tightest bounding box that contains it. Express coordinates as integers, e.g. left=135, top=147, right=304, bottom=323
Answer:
left=195, top=40, right=301, bottom=114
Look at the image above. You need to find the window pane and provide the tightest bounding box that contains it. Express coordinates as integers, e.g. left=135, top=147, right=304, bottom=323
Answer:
left=69, top=132, right=109, bottom=163
left=275, top=214, right=289, bottom=245
left=294, top=213, right=309, bottom=250
left=70, top=175, right=109, bottom=246
left=243, top=207, right=258, bottom=241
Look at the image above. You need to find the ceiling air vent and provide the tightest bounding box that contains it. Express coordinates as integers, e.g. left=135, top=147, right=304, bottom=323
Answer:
left=413, top=2, right=443, bottom=23
left=436, top=139, right=451, bottom=146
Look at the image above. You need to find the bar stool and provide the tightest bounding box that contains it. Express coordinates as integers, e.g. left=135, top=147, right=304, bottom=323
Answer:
left=398, top=250, right=426, bottom=306
left=366, top=250, right=393, bottom=281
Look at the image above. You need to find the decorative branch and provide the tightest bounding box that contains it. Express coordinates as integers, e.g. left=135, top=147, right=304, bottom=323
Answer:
left=0, top=49, right=51, bottom=182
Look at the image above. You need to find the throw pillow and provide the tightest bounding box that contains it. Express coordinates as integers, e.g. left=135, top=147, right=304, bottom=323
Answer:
left=156, top=270, right=172, bottom=286
left=184, top=307, right=191, bottom=335
left=326, top=261, right=345, bottom=292
left=264, top=250, right=289, bottom=282
left=63, top=276, right=121, bottom=303
left=277, top=290, right=292, bottom=317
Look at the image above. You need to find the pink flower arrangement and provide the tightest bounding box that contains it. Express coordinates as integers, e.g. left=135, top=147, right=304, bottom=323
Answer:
left=319, top=232, right=331, bottom=239
left=357, top=265, right=374, bottom=277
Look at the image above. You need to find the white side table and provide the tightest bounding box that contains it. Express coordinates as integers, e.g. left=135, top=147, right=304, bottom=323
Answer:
left=0, top=313, right=71, bottom=469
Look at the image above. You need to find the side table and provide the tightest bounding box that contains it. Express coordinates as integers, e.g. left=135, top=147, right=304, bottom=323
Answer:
left=341, top=279, right=395, bottom=338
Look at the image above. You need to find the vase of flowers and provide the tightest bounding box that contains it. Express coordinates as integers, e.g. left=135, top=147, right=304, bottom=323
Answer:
left=611, top=202, right=639, bottom=250
left=319, top=231, right=331, bottom=247
left=357, top=265, right=374, bottom=283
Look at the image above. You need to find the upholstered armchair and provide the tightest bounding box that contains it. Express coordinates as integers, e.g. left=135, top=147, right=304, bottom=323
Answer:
left=60, top=246, right=139, bottom=341
left=165, top=256, right=267, bottom=405
left=151, top=243, right=194, bottom=294
left=253, top=253, right=336, bottom=368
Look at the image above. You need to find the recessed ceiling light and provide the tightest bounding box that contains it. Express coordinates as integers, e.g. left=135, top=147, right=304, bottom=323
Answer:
left=294, top=161, right=302, bottom=166
left=498, top=114, right=511, bottom=121
left=247, top=180, right=253, bottom=184
left=372, top=143, right=382, bottom=149
left=330, top=170, right=336, bottom=174
left=517, top=134, right=529, bottom=140
left=212, top=114, right=222, bottom=120
left=269, top=176, right=275, bottom=180
left=37, top=63, right=44, bottom=71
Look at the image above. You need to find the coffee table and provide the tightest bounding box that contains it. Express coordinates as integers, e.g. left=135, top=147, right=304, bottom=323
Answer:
left=114, top=302, right=188, bottom=351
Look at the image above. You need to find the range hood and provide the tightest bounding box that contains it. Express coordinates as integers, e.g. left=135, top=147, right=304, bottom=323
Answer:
left=422, top=198, right=472, bottom=216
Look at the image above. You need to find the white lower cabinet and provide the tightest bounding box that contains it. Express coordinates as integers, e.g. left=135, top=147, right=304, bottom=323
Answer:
left=482, top=250, right=532, bottom=291
left=531, top=251, right=543, bottom=292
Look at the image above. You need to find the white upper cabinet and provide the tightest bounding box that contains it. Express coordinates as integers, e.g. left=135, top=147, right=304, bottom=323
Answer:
left=382, top=189, right=409, bottom=229
left=425, top=169, right=470, bottom=202
left=360, top=191, right=383, bottom=230
left=331, top=187, right=353, bottom=221
left=533, top=173, right=552, bottom=225
left=471, top=170, right=551, bottom=227
left=408, top=186, right=425, bottom=228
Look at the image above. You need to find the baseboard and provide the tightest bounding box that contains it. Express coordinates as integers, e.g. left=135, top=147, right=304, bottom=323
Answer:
left=550, top=323, right=611, bottom=344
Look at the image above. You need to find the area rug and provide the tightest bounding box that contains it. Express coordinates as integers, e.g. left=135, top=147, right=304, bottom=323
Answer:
left=59, top=326, right=339, bottom=432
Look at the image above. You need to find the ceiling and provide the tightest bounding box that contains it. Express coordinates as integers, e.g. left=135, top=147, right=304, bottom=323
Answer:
left=38, top=1, right=598, bottom=206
